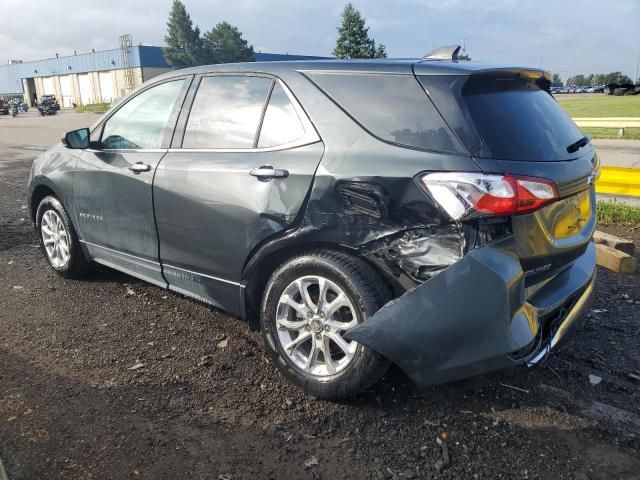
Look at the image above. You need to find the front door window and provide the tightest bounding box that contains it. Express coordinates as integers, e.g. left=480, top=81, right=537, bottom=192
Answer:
left=101, top=80, right=185, bottom=150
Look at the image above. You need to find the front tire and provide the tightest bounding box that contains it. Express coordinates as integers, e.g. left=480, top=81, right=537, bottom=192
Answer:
left=36, top=196, right=90, bottom=278
left=261, top=250, right=391, bottom=400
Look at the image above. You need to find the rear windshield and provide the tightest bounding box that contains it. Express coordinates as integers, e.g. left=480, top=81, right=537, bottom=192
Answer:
left=419, top=74, right=586, bottom=161
left=307, top=72, right=464, bottom=154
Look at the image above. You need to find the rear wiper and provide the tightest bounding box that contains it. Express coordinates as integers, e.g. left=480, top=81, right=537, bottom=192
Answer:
left=566, top=135, right=591, bottom=154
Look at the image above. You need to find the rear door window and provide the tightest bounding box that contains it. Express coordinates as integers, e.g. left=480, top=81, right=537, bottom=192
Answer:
left=257, top=83, right=305, bottom=148
left=183, top=76, right=273, bottom=149
left=307, top=73, right=464, bottom=154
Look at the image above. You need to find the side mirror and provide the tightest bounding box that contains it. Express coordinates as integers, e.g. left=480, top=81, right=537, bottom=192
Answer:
left=62, top=128, right=90, bottom=149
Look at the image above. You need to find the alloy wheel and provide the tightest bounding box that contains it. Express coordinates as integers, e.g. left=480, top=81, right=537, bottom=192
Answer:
left=276, top=275, right=359, bottom=377
left=41, top=209, right=70, bottom=269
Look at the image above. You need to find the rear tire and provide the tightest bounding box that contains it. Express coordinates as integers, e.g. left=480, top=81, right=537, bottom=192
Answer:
left=261, top=250, right=391, bottom=400
left=36, top=196, right=91, bottom=278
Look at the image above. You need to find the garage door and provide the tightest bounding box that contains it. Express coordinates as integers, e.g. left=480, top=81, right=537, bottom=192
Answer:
left=98, top=72, right=114, bottom=103
left=59, top=75, right=74, bottom=108
left=78, top=74, right=92, bottom=105
left=42, top=77, right=55, bottom=95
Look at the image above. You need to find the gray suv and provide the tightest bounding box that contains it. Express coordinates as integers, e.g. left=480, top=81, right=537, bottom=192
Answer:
left=28, top=50, right=598, bottom=399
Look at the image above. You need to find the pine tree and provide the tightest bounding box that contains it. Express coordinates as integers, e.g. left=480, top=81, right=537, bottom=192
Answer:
left=333, top=3, right=386, bottom=59
left=374, top=43, right=387, bottom=59
left=163, top=0, right=202, bottom=68
left=201, top=21, right=254, bottom=65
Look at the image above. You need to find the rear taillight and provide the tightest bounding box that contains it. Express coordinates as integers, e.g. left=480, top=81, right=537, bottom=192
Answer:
left=419, top=172, right=558, bottom=221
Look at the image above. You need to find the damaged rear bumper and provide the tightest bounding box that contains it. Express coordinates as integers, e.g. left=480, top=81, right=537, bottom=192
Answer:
left=346, top=241, right=596, bottom=389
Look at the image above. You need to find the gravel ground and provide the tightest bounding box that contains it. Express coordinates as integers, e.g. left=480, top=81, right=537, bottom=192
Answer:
left=1, top=142, right=639, bottom=479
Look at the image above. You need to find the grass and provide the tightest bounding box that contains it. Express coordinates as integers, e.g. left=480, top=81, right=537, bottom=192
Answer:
left=74, top=102, right=110, bottom=113
left=581, top=127, right=640, bottom=140
left=597, top=200, right=640, bottom=225
left=557, top=94, right=640, bottom=118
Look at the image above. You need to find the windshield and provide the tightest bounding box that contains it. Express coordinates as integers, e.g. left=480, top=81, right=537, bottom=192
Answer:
left=419, top=74, right=587, bottom=161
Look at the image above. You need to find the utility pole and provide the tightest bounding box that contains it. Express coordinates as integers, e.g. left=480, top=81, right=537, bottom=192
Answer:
left=634, top=50, right=639, bottom=84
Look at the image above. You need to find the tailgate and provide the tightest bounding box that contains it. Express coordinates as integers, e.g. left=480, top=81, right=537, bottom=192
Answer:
left=475, top=153, right=598, bottom=285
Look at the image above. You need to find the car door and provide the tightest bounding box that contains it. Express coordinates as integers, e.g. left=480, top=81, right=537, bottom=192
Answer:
left=153, top=74, right=323, bottom=315
left=73, top=77, right=191, bottom=286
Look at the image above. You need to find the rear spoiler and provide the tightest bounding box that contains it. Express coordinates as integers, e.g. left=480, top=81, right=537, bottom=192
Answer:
left=413, top=60, right=552, bottom=92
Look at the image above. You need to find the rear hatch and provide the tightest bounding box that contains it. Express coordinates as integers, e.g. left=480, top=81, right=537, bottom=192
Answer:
left=415, top=67, right=598, bottom=283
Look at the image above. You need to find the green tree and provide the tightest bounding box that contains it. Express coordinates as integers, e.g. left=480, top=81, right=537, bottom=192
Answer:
left=567, top=71, right=633, bottom=86
left=458, top=53, right=471, bottom=61
left=333, top=3, right=386, bottom=59
left=374, top=42, right=387, bottom=59
left=567, top=74, right=587, bottom=86
left=163, top=0, right=202, bottom=68
left=201, top=21, right=254, bottom=64
left=551, top=73, right=563, bottom=87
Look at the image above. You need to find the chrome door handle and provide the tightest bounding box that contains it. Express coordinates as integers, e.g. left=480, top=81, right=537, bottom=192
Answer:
left=129, top=162, right=151, bottom=173
left=249, top=165, right=289, bottom=180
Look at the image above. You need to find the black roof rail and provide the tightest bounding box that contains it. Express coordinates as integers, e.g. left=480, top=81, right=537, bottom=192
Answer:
left=423, top=45, right=461, bottom=61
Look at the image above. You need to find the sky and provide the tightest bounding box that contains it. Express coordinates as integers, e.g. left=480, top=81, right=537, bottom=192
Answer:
left=0, top=0, right=638, bottom=81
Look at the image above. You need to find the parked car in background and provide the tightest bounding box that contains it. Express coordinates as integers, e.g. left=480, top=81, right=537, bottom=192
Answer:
left=41, top=94, right=60, bottom=110
left=0, top=99, right=8, bottom=115
left=37, top=99, right=57, bottom=116
left=27, top=53, right=599, bottom=399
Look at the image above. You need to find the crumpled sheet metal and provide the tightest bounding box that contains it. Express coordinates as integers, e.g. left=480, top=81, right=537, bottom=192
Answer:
left=346, top=245, right=530, bottom=388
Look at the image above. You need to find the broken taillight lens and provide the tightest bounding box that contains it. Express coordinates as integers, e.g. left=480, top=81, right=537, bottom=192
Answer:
left=419, top=172, right=558, bottom=221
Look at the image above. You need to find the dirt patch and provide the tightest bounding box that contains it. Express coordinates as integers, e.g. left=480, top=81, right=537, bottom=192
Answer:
left=0, top=149, right=639, bottom=479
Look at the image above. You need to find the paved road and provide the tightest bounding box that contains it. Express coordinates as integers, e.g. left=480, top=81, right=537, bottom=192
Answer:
left=0, top=110, right=95, bottom=148
left=592, top=139, right=640, bottom=168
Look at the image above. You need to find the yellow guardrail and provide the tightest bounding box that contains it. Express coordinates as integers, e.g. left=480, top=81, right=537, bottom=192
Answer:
left=596, top=166, right=640, bottom=197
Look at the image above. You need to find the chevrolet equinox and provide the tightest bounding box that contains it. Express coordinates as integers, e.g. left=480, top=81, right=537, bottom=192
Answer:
left=28, top=47, right=598, bottom=399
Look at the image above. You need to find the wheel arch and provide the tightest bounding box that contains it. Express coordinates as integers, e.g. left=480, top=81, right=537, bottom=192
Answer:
left=241, top=239, right=396, bottom=331
left=30, top=183, right=59, bottom=223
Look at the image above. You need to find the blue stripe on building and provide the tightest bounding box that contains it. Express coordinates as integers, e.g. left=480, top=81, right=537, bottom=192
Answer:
left=0, top=46, right=329, bottom=95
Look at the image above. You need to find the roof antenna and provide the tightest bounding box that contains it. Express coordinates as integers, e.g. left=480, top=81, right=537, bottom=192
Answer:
left=423, top=45, right=461, bottom=61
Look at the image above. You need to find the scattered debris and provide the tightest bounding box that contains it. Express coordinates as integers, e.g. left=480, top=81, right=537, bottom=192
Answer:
left=0, top=457, right=9, bottom=480
left=6, top=416, right=17, bottom=422
left=499, top=383, right=530, bottom=394
left=304, top=455, right=319, bottom=468
left=197, top=355, right=212, bottom=367
left=128, top=363, right=145, bottom=371
left=12, top=285, right=23, bottom=290
left=217, top=338, right=229, bottom=349
left=436, top=434, right=450, bottom=468
left=589, top=374, right=602, bottom=385
left=540, top=383, right=640, bottom=428
left=590, top=308, right=608, bottom=314
left=7, top=261, right=13, bottom=265
left=214, top=333, right=226, bottom=341
left=628, top=373, right=640, bottom=382
left=126, top=287, right=136, bottom=296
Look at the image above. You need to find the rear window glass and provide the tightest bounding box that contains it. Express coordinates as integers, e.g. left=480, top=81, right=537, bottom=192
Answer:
left=419, top=75, right=585, bottom=161
left=308, top=73, right=464, bottom=154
